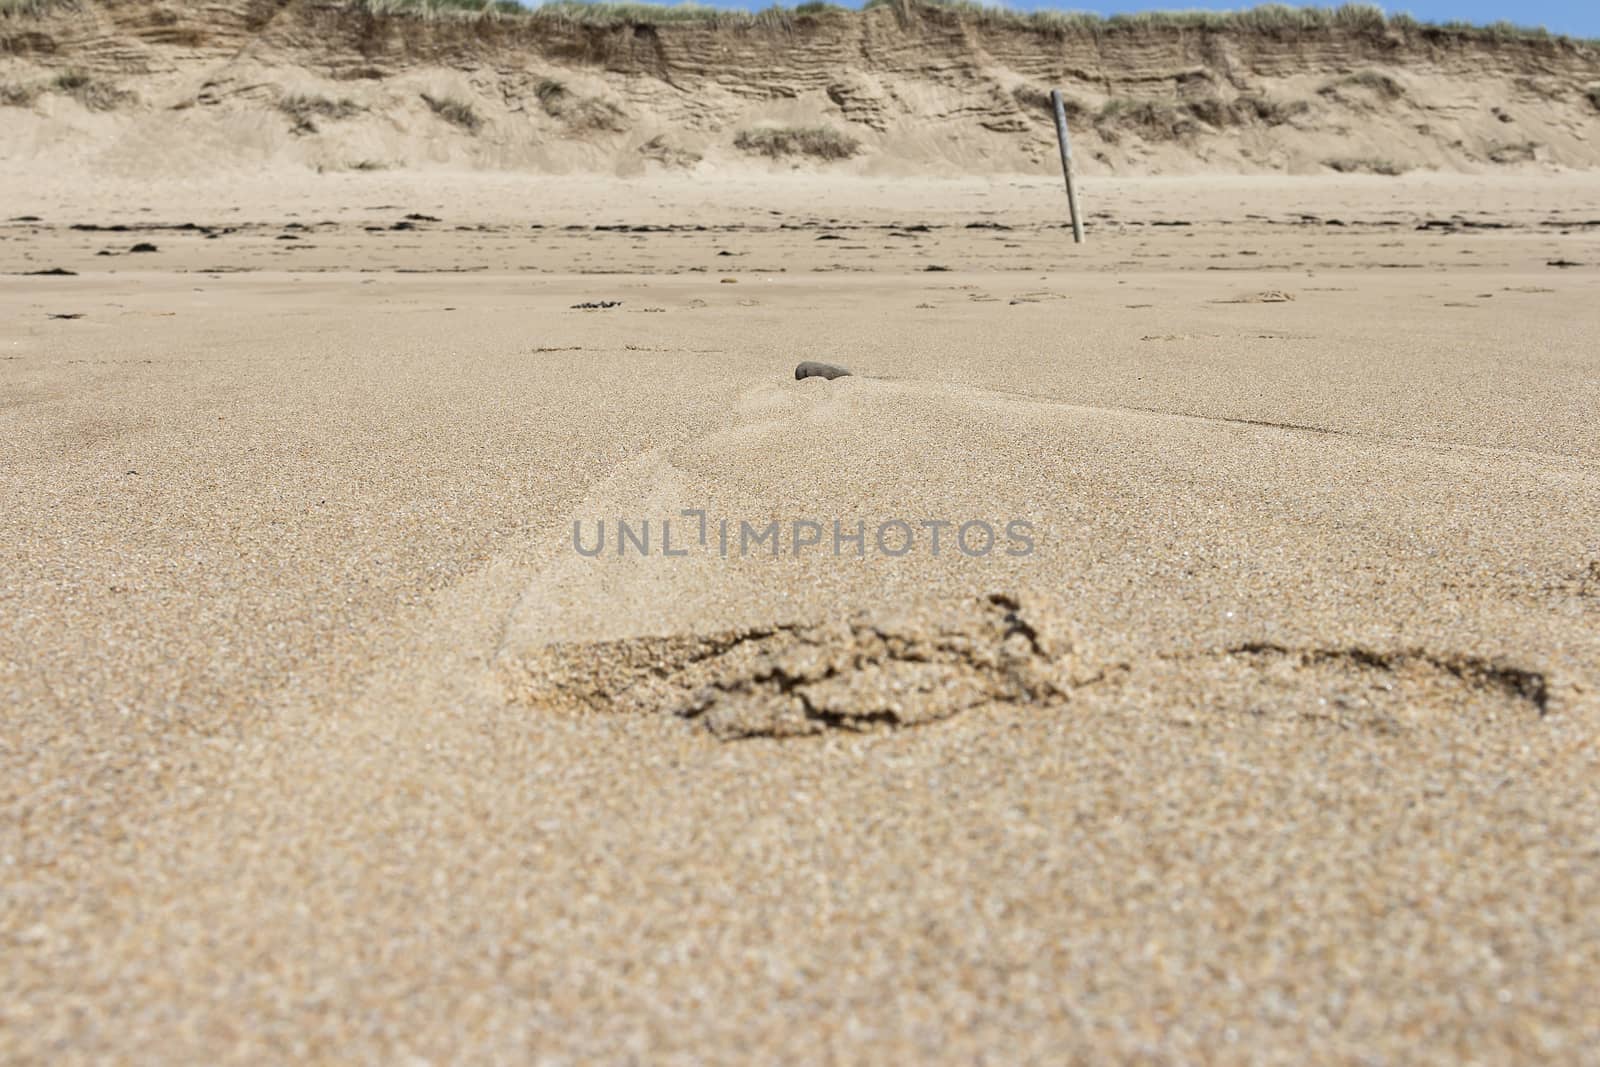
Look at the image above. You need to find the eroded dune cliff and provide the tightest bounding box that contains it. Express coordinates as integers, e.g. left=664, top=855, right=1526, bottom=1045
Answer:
left=2, top=0, right=1598, bottom=177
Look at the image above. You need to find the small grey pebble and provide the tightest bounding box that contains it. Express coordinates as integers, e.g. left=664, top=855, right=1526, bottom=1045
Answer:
left=795, top=361, right=852, bottom=381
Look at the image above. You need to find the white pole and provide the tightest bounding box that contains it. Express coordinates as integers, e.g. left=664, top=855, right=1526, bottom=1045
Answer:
left=1050, top=89, right=1085, bottom=245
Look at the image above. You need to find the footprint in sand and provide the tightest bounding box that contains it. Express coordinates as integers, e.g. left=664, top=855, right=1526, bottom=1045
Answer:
left=502, top=589, right=1561, bottom=740
left=503, top=593, right=1089, bottom=739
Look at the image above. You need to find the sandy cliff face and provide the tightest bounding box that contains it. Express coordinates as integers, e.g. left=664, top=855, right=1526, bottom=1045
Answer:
left=3, top=0, right=1599, bottom=177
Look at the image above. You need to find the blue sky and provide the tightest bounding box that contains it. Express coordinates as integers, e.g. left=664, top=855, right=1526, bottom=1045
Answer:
left=588, top=2, right=1599, bottom=38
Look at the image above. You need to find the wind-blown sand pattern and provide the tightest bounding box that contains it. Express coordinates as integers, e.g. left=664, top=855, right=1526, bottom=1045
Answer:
left=4, top=1, right=1600, bottom=1063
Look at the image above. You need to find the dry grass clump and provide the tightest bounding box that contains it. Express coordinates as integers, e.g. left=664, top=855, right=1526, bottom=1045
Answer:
left=359, top=0, right=522, bottom=16
left=1095, top=98, right=1196, bottom=142
left=734, top=125, right=860, bottom=161
left=420, top=91, right=481, bottom=132
left=1014, top=87, right=1306, bottom=133
left=278, top=93, right=362, bottom=133
left=542, top=2, right=802, bottom=29
left=327, top=0, right=1599, bottom=46
left=5, top=0, right=1590, bottom=44
left=1486, top=141, right=1540, bottom=163
left=1010, top=83, right=1052, bottom=111
left=319, top=158, right=393, bottom=172
left=1, top=81, right=40, bottom=106
left=535, top=79, right=567, bottom=109
left=1077, top=2, right=1385, bottom=34
left=1236, top=95, right=1311, bottom=125
left=1010, top=84, right=1088, bottom=120
left=1421, top=16, right=1556, bottom=42
left=566, top=98, right=626, bottom=131
left=1190, top=93, right=1311, bottom=127
left=638, top=134, right=702, bottom=168
left=862, top=0, right=1573, bottom=41
left=364, top=0, right=801, bottom=29
left=51, top=70, right=136, bottom=110
left=0, top=0, right=76, bottom=14
left=1324, top=157, right=1408, bottom=175
left=1119, top=3, right=1386, bottom=31
left=533, top=79, right=626, bottom=131
left=1180, top=94, right=1235, bottom=127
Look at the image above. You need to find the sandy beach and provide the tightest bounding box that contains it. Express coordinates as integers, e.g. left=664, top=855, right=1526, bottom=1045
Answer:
left=3, top=166, right=1599, bottom=1061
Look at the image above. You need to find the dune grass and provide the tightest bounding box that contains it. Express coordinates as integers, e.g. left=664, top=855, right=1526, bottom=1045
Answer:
left=278, top=93, right=362, bottom=133
left=1, top=82, right=40, bottom=106
left=2, top=67, right=140, bottom=110
left=0, top=0, right=76, bottom=13
left=1486, top=141, right=1540, bottom=163
left=1010, top=84, right=1091, bottom=120
left=359, top=0, right=523, bottom=15
left=361, top=0, right=800, bottom=26
left=877, top=0, right=1584, bottom=42
left=868, top=0, right=1391, bottom=35
left=532, top=2, right=807, bottom=28
left=335, top=1, right=1591, bottom=46
left=1092, top=92, right=1311, bottom=141
left=532, top=78, right=627, bottom=130
left=52, top=69, right=135, bottom=110
left=566, top=98, right=627, bottom=130
left=535, top=78, right=567, bottom=107
left=734, top=125, right=860, bottom=160
left=1324, top=156, right=1408, bottom=175
left=1011, top=84, right=1312, bottom=134
left=1232, top=94, right=1311, bottom=125
left=1010, top=83, right=1053, bottom=113
left=638, top=133, right=703, bottom=166
left=420, top=91, right=482, bottom=131
left=1095, top=98, right=1194, bottom=142
left=2, top=0, right=1590, bottom=45
left=280, top=93, right=362, bottom=119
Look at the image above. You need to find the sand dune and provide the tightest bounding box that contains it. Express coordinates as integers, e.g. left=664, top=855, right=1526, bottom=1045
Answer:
left=2, top=0, right=1599, bottom=178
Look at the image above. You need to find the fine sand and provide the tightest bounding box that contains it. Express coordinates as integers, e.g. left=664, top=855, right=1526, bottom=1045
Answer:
left=4, top=0, right=1600, bottom=179
left=3, top=171, right=1600, bottom=1062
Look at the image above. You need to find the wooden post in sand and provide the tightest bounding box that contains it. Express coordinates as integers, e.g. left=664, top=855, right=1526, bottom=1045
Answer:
left=1049, top=89, right=1085, bottom=244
